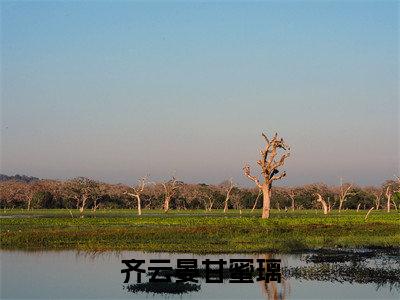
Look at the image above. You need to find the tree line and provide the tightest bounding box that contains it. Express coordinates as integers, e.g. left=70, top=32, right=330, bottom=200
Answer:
left=1, top=175, right=398, bottom=214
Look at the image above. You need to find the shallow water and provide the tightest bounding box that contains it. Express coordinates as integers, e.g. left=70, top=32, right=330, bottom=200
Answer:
left=1, top=250, right=399, bottom=299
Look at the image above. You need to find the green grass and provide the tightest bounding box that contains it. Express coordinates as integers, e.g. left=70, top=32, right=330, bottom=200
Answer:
left=1, top=209, right=399, bottom=253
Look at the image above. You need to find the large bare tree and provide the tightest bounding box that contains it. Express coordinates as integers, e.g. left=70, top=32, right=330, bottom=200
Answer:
left=243, top=132, right=290, bottom=219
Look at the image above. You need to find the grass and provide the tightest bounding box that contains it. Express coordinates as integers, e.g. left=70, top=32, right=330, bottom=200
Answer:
left=1, top=209, right=399, bottom=253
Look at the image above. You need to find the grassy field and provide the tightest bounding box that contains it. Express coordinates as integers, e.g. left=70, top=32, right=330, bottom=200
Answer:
left=1, top=209, right=399, bottom=253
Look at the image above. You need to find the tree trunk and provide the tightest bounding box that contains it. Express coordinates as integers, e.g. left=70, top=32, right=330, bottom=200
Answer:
left=223, top=199, right=229, bottom=213
left=79, top=195, right=87, bottom=217
left=137, top=196, right=142, bottom=216
left=317, top=194, right=328, bottom=215
left=375, top=197, right=380, bottom=210
left=93, top=199, right=98, bottom=212
left=386, top=186, right=392, bottom=213
left=164, top=197, right=170, bottom=212
left=365, top=207, right=374, bottom=220
left=392, top=199, right=398, bottom=211
left=356, top=203, right=361, bottom=212
left=261, top=186, right=271, bottom=219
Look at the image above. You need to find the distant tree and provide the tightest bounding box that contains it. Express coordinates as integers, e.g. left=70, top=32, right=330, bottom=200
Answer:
left=383, top=179, right=399, bottom=212
left=243, top=132, right=290, bottom=219
left=288, top=187, right=298, bottom=211
left=0, top=181, right=30, bottom=208
left=162, top=177, right=179, bottom=212
left=31, top=191, right=53, bottom=209
left=220, top=179, right=234, bottom=213
left=364, top=186, right=383, bottom=210
left=316, top=193, right=328, bottom=214
left=125, top=177, right=152, bottom=216
left=231, top=188, right=246, bottom=214
left=63, top=177, right=100, bottom=215
left=336, top=178, right=353, bottom=212
left=346, top=186, right=374, bottom=210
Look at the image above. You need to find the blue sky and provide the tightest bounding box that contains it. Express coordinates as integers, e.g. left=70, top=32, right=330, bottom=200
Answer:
left=1, top=1, right=398, bottom=186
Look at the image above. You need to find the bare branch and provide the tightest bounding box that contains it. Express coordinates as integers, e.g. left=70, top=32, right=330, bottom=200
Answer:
left=261, top=132, right=269, bottom=144
left=270, top=171, right=286, bottom=182
left=243, top=164, right=262, bottom=189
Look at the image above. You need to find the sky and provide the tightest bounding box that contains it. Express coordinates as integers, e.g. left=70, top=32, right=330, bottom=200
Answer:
left=1, top=1, right=398, bottom=187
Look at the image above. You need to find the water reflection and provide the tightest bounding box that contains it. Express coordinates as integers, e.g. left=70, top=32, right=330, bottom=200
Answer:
left=1, top=249, right=399, bottom=299
left=124, top=282, right=201, bottom=295
left=118, top=249, right=399, bottom=299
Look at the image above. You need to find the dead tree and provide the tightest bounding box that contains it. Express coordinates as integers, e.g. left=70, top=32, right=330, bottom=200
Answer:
left=338, top=178, right=352, bottom=212
left=385, top=186, right=392, bottom=212
left=223, top=179, right=234, bottom=213
left=125, top=177, right=149, bottom=216
left=365, top=207, right=374, bottom=220
left=316, top=193, right=328, bottom=215
left=373, top=190, right=382, bottom=210
left=231, top=192, right=243, bottom=214
left=327, top=197, right=336, bottom=212
left=243, top=132, right=290, bottom=219
left=251, top=190, right=262, bottom=212
left=288, top=189, right=296, bottom=211
left=64, top=178, right=99, bottom=216
left=203, top=195, right=214, bottom=212
left=162, top=177, right=179, bottom=212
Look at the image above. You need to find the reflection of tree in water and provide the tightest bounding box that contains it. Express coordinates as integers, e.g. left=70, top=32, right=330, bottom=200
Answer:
left=123, top=282, right=201, bottom=295
left=258, top=279, right=288, bottom=300
left=257, top=254, right=289, bottom=300
left=284, top=249, right=400, bottom=292
left=75, top=250, right=123, bottom=261
left=69, top=249, right=398, bottom=298
left=283, top=264, right=400, bottom=291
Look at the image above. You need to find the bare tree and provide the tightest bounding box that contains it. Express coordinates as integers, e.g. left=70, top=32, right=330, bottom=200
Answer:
left=251, top=190, right=262, bottom=212
left=385, top=186, right=392, bottom=212
left=288, top=188, right=296, bottom=211
left=327, top=196, right=336, bottom=212
left=372, top=188, right=382, bottom=210
left=203, top=194, right=214, bottom=212
left=64, top=178, right=99, bottom=216
left=365, top=207, right=374, bottom=220
left=230, top=191, right=243, bottom=214
left=383, top=179, right=400, bottom=212
left=316, top=193, right=328, bottom=215
left=125, top=177, right=151, bottom=216
left=338, top=178, right=353, bottom=212
left=243, top=132, right=290, bottom=219
left=162, top=177, right=179, bottom=212
left=222, top=179, right=235, bottom=213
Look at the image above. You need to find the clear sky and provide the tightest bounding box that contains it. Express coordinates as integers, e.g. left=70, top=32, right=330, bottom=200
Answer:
left=1, top=1, right=398, bottom=186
